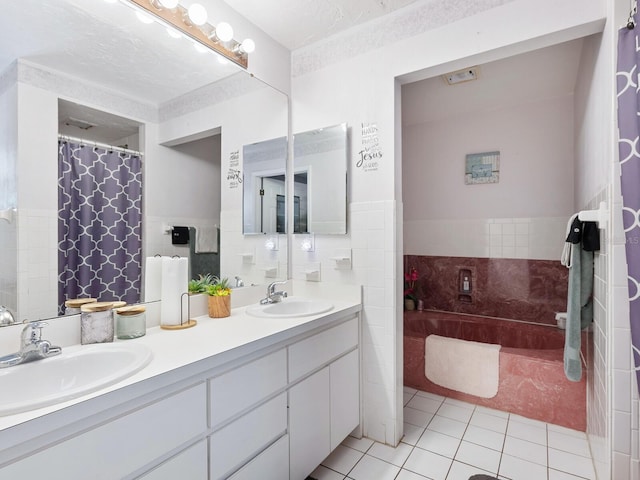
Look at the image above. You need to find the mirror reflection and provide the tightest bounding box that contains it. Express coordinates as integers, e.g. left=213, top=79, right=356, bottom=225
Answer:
left=0, top=0, right=288, bottom=323
left=242, top=137, right=288, bottom=234
left=293, top=124, right=348, bottom=235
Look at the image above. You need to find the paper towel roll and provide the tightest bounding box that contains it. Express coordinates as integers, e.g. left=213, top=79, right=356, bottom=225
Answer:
left=144, top=257, right=163, bottom=302
left=160, top=256, right=188, bottom=326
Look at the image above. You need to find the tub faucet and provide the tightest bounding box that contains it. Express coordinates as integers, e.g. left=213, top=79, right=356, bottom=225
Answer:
left=0, top=321, right=62, bottom=368
left=260, top=281, right=288, bottom=304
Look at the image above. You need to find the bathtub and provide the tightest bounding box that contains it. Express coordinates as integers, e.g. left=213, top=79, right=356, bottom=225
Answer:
left=404, top=310, right=586, bottom=431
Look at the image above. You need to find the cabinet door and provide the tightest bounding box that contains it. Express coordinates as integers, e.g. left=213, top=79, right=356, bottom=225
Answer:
left=289, top=368, right=330, bottom=480
left=139, top=440, right=207, bottom=480
left=330, top=349, right=360, bottom=450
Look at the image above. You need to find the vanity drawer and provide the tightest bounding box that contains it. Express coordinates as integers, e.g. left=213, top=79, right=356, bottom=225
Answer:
left=0, top=383, right=207, bottom=479
left=288, top=316, right=358, bottom=382
left=227, top=434, right=289, bottom=480
left=209, top=348, right=287, bottom=428
left=139, top=439, right=208, bottom=480
left=210, top=392, right=287, bottom=480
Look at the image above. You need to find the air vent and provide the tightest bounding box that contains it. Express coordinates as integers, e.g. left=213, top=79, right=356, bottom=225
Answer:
left=443, top=67, right=479, bottom=85
left=63, top=117, right=97, bottom=130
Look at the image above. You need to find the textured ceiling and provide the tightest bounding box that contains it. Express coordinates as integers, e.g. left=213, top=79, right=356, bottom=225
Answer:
left=223, top=0, right=420, bottom=49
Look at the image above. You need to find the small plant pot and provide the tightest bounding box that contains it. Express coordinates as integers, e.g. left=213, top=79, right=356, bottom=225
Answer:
left=208, top=295, right=231, bottom=318
left=404, top=298, right=416, bottom=311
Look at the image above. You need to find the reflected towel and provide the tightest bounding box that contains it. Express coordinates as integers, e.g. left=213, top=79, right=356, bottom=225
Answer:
left=195, top=226, right=218, bottom=253
left=425, top=334, right=500, bottom=398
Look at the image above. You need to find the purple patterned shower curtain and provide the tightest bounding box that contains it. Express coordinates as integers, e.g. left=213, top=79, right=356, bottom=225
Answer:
left=58, top=141, right=142, bottom=314
left=617, top=14, right=640, bottom=392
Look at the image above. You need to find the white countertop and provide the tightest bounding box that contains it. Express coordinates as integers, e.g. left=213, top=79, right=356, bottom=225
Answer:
left=0, top=285, right=361, bottom=443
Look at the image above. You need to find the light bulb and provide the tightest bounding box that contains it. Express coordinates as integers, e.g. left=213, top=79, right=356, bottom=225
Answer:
left=158, top=0, right=179, bottom=8
left=136, top=11, right=155, bottom=24
left=240, top=38, right=255, bottom=53
left=166, top=27, right=182, bottom=38
left=187, top=3, right=208, bottom=26
left=215, top=22, right=233, bottom=42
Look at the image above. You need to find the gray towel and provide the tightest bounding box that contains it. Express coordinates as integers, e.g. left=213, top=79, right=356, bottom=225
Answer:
left=563, top=241, right=593, bottom=382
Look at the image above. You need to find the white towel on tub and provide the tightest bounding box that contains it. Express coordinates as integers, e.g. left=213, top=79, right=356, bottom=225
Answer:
left=425, top=334, right=501, bottom=399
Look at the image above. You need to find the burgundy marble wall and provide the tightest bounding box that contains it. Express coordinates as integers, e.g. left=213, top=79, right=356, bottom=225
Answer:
left=404, top=255, right=568, bottom=325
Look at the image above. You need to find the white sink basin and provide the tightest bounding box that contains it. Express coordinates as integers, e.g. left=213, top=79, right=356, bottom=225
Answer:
left=0, top=343, right=153, bottom=416
left=246, top=299, right=334, bottom=318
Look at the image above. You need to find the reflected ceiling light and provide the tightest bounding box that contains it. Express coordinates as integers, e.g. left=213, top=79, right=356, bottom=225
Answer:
left=187, top=3, right=208, bottom=26
left=217, top=57, right=229, bottom=65
left=166, top=27, right=182, bottom=38
left=194, top=42, right=208, bottom=53
left=104, top=0, right=119, bottom=3
left=136, top=11, right=155, bottom=23
left=122, top=0, right=251, bottom=68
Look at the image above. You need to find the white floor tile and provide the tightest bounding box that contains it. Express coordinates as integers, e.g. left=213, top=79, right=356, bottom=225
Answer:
left=341, top=436, right=374, bottom=453
left=548, top=430, right=591, bottom=458
left=475, top=405, right=509, bottom=419
left=404, top=392, right=415, bottom=406
left=310, top=465, right=347, bottom=480
left=548, top=448, right=596, bottom=480
left=367, top=442, right=413, bottom=467
left=446, top=460, right=494, bottom=480
left=509, top=414, right=548, bottom=429
left=427, top=415, right=467, bottom=439
left=404, top=448, right=453, bottom=480
left=499, top=454, right=548, bottom=480
left=321, top=445, right=364, bottom=475
left=404, top=386, right=418, bottom=395
left=416, top=429, right=461, bottom=458
left=547, top=423, right=586, bottom=438
left=348, top=454, right=400, bottom=480
left=415, top=390, right=446, bottom=402
left=506, top=419, right=547, bottom=446
left=437, top=403, right=474, bottom=423
left=462, top=424, right=505, bottom=452
left=470, top=411, right=508, bottom=434
left=549, top=468, right=591, bottom=480
left=396, top=469, right=430, bottom=480
left=454, top=441, right=500, bottom=474
left=408, top=394, right=444, bottom=414
left=405, top=406, right=435, bottom=427
left=503, top=435, right=547, bottom=466
left=402, top=423, right=426, bottom=446
left=443, top=397, right=476, bottom=410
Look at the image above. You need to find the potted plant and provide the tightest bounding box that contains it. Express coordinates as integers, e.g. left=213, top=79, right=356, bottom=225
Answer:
left=205, top=277, right=231, bottom=318
left=404, top=266, right=419, bottom=310
left=188, top=273, right=215, bottom=294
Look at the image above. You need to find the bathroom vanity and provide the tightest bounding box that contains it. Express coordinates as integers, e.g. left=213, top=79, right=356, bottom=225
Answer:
left=0, top=288, right=361, bottom=480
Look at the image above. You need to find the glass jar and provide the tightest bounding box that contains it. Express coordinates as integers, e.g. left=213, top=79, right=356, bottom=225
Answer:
left=115, top=306, right=146, bottom=340
left=80, top=302, right=115, bottom=344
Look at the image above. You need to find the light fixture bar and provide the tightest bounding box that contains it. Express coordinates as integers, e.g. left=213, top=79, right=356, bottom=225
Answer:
left=125, top=0, right=249, bottom=68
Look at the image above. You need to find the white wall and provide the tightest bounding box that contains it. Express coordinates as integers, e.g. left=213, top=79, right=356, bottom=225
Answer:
left=291, top=0, right=606, bottom=447
left=403, top=94, right=575, bottom=261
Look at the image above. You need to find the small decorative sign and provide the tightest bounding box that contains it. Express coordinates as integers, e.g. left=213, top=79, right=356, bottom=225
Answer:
left=227, top=150, right=242, bottom=189
left=465, top=151, right=500, bottom=185
left=357, top=122, right=382, bottom=172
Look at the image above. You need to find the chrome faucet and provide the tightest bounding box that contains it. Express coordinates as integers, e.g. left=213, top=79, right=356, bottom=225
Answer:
left=0, top=321, right=62, bottom=368
left=260, top=281, right=288, bottom=304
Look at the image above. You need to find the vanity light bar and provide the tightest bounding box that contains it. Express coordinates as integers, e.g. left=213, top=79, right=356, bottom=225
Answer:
left=123, top=0, right=249, bottom=69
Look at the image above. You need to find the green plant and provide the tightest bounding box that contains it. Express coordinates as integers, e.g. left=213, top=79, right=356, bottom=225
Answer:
left=188, top=273, right=216, bottom=294
left=205, top=276, right=231, bottom=297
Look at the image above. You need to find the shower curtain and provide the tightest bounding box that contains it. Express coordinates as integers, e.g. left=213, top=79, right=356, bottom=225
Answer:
left=58, top=141, right=142, bottom=314
left=617, top=12, right=640, bottom=393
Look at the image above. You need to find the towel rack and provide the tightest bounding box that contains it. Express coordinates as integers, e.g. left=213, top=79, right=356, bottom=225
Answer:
left=577, top=201, right=607, bottom=230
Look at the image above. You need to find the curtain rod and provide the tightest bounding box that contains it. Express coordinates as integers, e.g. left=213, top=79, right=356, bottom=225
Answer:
left=58, top=134, right=143, bottom=156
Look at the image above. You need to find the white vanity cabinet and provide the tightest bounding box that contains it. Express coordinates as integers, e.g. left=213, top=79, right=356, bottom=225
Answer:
left=289, top=317, right=360, bottom=480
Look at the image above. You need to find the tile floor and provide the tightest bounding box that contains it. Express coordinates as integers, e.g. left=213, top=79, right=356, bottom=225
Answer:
left=310, top=387, right=596, bottom=480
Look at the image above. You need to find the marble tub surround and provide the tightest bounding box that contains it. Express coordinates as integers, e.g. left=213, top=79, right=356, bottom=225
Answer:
left=404, top=310, right=587, bottom=430
left=404, top=255, right=568, bottom=325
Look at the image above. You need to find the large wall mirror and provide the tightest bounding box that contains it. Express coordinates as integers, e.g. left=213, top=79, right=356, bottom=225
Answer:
left=293, top=124, right=348, bottom=234
left=0, top=0, right=288, bottom=322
